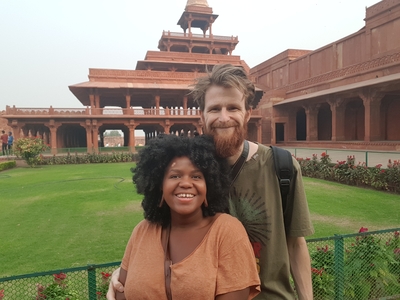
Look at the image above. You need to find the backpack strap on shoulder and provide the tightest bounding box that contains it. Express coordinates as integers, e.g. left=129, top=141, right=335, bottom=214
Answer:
left=270, top=146, right=293, bottom=212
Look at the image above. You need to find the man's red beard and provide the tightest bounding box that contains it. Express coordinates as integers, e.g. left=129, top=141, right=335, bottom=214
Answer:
left=205, top=122, right=248, bottom=158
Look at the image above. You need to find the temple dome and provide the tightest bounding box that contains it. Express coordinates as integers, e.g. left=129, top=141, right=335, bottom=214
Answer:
left=186, top=0, right=209, bottom=7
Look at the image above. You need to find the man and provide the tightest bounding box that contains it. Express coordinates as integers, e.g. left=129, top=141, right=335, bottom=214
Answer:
left=1, top=130, right=8, bottom=156
left=107, top=64, right=314, bottom=299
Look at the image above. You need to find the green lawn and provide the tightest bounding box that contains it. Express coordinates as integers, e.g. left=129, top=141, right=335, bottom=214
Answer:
left=0, top=163, right=399, bottom=277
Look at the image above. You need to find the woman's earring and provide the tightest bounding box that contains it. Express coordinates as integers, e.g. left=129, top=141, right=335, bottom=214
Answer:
left=159, top=195, right=164, bottom=207
left=203, top=198, right=208, bottom=207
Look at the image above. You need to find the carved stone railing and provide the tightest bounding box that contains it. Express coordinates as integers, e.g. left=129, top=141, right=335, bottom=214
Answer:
left=161, top=31, right=238, bottom=42
left=286, top=51, right=400, bottom=93
left=4, top=106, right=201, bottom=117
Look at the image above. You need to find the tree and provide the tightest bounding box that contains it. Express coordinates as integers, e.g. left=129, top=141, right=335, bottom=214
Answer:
left=104, top=130, right=121, bottom=137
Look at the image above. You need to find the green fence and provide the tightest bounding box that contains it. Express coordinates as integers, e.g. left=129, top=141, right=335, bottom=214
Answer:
left=1, top=228, right=399, bottom=300
left=0, top=262, right=120, bottom=300
left=308, top=227, right=400, bottom=300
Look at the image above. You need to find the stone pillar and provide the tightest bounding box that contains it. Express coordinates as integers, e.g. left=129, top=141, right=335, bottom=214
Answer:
left=359, top=89, right=384, bottom=142
left=92, top=120, right=99, bottom=153
left=128, top=124, right=136, bottom=152
left=287, top=110, right=297, bottom=141
left=95, top=94, right=101, bottom=115
left=164, top=120, right=171, bottom=135
left=125, top=94, right=131, bottom=115
left=257, top=120, right=262, bottom=143
left=328, top=98, right=345, bottom=141
left=304, top=105, right=320, bottom=141
left=89, top=94, right=95, bottom=115
left=155, top=95, right=160, bottom=115
left=183, top=96, right=188, bottom=114
left=83, top=120, right=93, bottom=153
left=10, top=120, right=22, bottom=140
left=46, top=120, right=60, bottom=155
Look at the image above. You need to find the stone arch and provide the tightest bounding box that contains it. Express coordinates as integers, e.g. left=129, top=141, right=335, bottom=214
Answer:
left=296, top=107, right=306, bottom=141
left=170, top=123, right=197, bottom=137
left=317, top=103, right=332, bottom=140
left=382, top=97, right=400, bottom=140
left=98, top=123, right=129, bottom=147
left=57, top=124, right=86, bottom=148
left=344, top=99, right=364, bottom=141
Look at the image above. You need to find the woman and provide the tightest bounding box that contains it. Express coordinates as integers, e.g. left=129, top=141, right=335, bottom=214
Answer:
left=114, top=134, right=260, bottom=300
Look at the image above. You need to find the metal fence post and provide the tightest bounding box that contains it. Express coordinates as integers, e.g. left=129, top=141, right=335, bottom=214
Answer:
left=88, top=265, right=97, bottom=300
left=366, top=151, right=369, bottom=167
left=334, top=234, right=344, bottom=300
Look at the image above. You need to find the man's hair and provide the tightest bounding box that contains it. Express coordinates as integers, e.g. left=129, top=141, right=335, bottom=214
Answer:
left=132, top=134, right=230, bottom=227
left=191, top=64, right=256, bottom=111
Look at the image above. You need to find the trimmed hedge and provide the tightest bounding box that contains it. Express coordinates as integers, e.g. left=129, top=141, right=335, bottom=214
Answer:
left=297, top=152, right=400, bottom=194
left=0, top=160, right=17, bottom=172
left=37, top=152, right=139, bottom=165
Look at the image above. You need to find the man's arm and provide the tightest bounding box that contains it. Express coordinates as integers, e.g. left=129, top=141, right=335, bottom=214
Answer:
left=287, top=236, right=313, bottom=300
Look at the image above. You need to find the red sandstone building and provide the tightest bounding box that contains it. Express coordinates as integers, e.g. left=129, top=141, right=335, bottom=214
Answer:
left=2, top=0, right=400, bottom=153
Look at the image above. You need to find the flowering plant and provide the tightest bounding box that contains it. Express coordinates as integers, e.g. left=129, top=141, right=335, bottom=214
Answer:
left=0, top=289, right=4, bottom=300
left=96, top=272, right=112, bottom=299
left=36, top=272, right=79, bottom=300
left=14, top=137, right=49, bottom=167
left=310, top=244, right=334, bottom=299
left=344, top=227, right=399, bottom=299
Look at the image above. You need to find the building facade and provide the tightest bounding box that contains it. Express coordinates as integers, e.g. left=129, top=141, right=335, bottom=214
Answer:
left=251, top=0, right=400, bottom=150
left=2, top=0, right=400, bottom=153
left=2, top=0, right=263, bottom=154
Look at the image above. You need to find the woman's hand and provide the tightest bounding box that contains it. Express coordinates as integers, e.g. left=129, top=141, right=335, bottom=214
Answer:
left=106, top=267, right=125, bottom=300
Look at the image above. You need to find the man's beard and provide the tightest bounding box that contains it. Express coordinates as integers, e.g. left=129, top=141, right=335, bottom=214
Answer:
left=205, top=122, right=247, bottom=158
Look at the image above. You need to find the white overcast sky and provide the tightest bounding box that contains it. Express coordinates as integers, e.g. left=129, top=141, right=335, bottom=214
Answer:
left=0, top=0, right=381, bottom=109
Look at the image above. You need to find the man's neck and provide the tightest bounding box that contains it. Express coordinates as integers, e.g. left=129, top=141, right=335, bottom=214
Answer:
left=227, top=142, right=245, bottom=166
left=227, top=141, right=258, bottom=166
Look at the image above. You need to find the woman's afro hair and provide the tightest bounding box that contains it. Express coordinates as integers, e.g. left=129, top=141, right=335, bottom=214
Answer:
left=131, top=134, right=231, bottom=227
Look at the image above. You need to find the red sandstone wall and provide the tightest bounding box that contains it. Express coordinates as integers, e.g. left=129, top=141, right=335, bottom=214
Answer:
left=0, top=112, right=11, bottom=134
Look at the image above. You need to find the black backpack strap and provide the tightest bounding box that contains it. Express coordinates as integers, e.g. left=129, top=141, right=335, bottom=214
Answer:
left=230, top=140, right=249, bottom=186
left=270, top=146, right=293, bottom=212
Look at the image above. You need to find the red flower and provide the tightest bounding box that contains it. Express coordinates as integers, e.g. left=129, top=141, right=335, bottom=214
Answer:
left=53, top=272, right=67, bottom=280
left=101, top=272, right=111, bottom=279
left=395, top=231, right=399, bottom=239
left=375, top=164, right=382, bottom=169
left=321, top=152, right=326, bottom=157
left=359, top=227, right=368, bottom=233
left=311, top=267, right=324, bottom=276
left=394, top=248, right=400, bottom=256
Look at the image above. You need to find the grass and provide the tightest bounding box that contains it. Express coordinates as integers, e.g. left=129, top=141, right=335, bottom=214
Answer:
left=0, top=163, right=143, bottom=278
left=304, top=177, right=400, bottom=238
left=0, top=163, right=399, bottom=278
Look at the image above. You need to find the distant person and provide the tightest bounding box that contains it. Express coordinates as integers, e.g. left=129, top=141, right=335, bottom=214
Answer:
left=1, top=130, right=8, bottom=155
left=7, top=132, right=14, bottom=155
left=107, top=134, right=260, bottom=300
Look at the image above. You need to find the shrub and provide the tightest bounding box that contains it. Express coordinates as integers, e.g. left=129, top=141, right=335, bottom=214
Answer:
left=37, top=152, right=138, bottom=165
left=297, top=153, right=400, bottom=194
left=0, top=160, right=16, bottom=171
left=36, top=273, right=79, bottom=300
left=14, top=137, right=49, bottom=167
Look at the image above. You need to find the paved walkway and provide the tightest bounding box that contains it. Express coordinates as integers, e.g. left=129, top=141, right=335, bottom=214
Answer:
left=283, top=147, right=400, bottom=168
